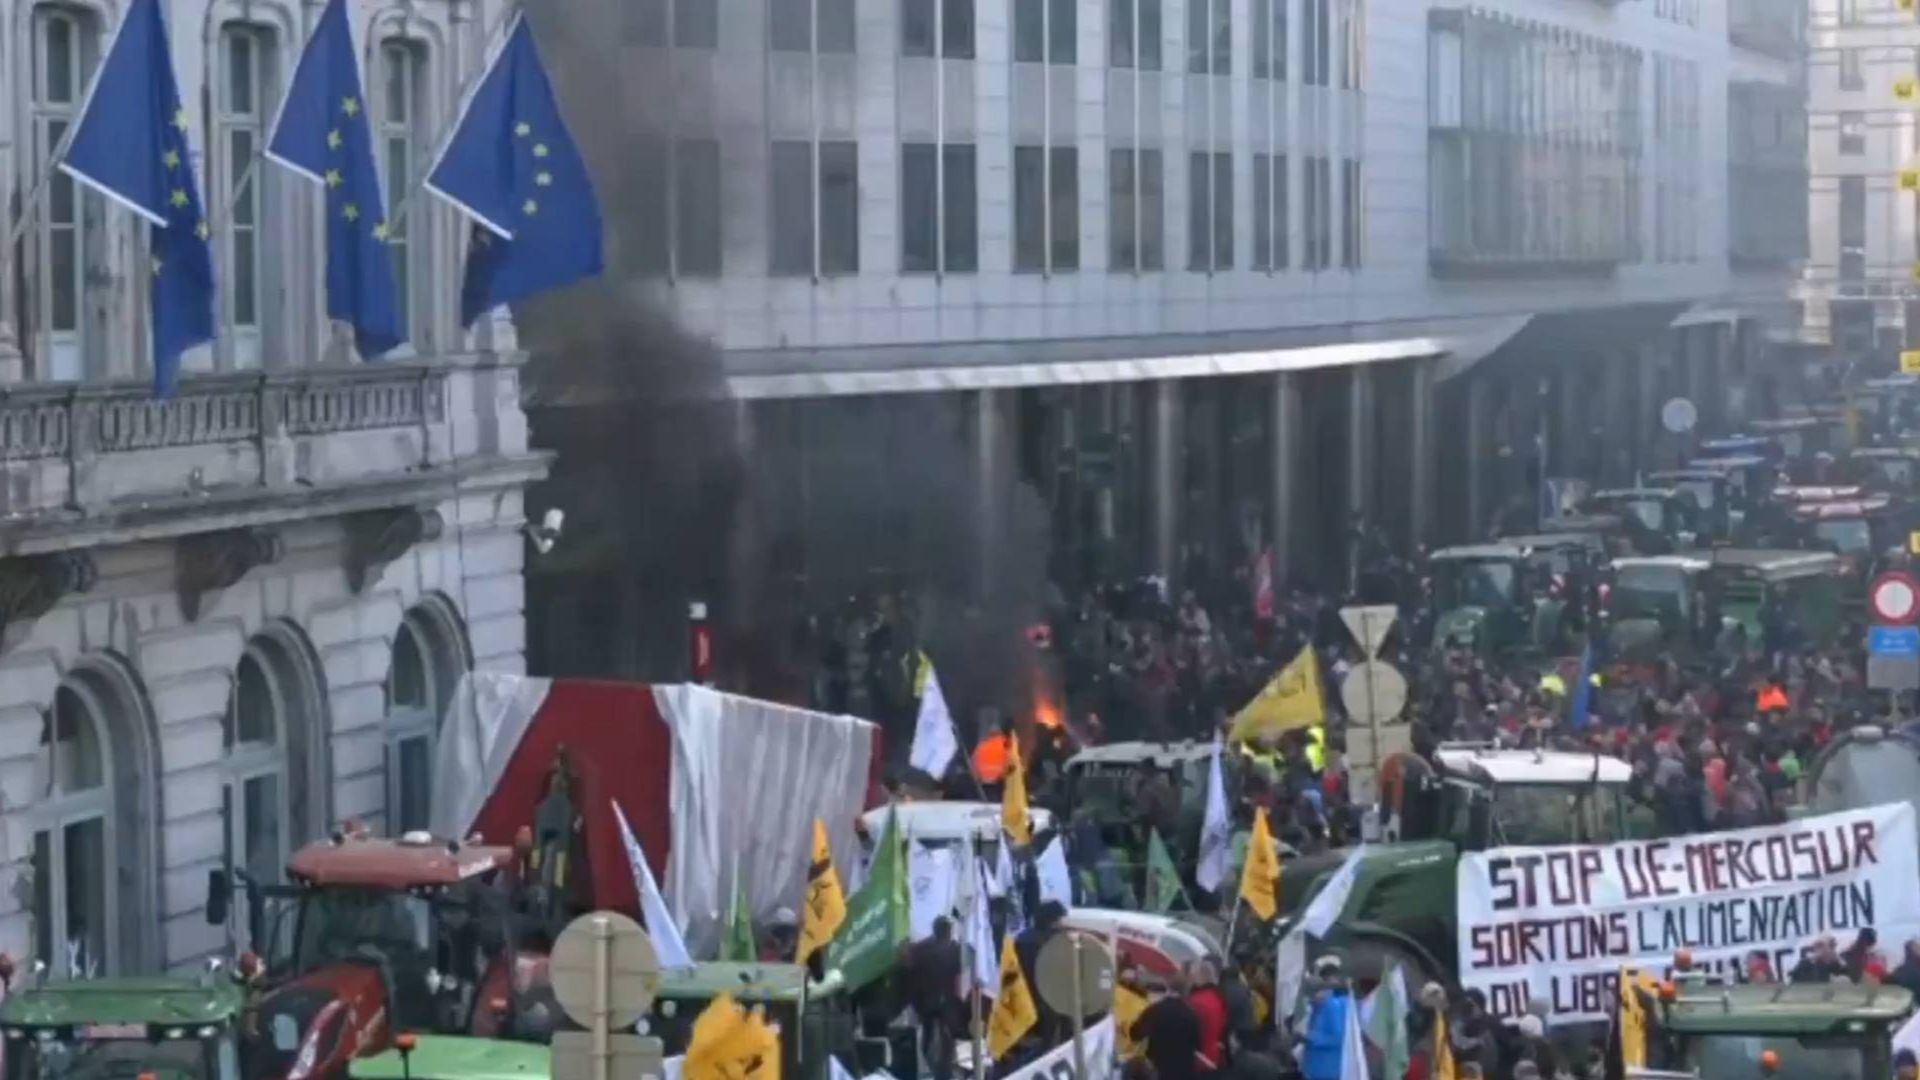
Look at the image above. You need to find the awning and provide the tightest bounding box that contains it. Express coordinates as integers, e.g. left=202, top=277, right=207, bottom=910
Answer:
left=726, top=332, right=1486, bottom=401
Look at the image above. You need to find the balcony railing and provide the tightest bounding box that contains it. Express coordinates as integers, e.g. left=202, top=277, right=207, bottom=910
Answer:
left=0, top=360, right=506, bottom=523
left=0, top=364, right=447, bottom=463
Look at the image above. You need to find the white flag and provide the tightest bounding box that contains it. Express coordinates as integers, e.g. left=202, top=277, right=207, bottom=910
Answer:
left=613, top=800, right=694, bottom=969
left=1036, top=836, right=1073, bottom=907
left=986, top=841, right=1012, bottom=899
left=1196, top=739, right=1231, bottom=892
left=1340, top=986, right=1371, bottom=1080
left=1297, top=845, right=1367, bottom=939
left=967, top=859, right=999, bottom=994
left=1275, top=928, right=1308, bottom=1030
left=909, top=844, right=959, bottom=941
left=910, top=661, right=959, bottom=779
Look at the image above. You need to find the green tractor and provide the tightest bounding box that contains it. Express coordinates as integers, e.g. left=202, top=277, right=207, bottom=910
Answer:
left=0, top=966, right=248, bottom=1079
left=1429, top=540, right=1586, bottom=656
left=1642, top=978, right=1913, bottom=1080
left=641, top=962, right=877, bottom=1080
left=1274, top=744, right=1644, bottom=990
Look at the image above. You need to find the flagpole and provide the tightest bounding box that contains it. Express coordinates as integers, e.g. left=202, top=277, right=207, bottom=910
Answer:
left=970, top=831, right=986, bottom=1080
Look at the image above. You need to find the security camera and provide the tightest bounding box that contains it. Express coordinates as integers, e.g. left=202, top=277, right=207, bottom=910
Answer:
left=525, top=508, right=565, bottom=554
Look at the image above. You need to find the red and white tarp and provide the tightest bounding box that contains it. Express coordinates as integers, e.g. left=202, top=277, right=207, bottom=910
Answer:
left=428, top=673, right=879, bottom=953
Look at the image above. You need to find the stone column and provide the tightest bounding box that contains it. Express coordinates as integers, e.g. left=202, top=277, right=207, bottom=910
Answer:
left=1465, top=376, right=1490, bottom=541
left=974, top=388, right=1009, bottom=604
left=1409, top=359, right=1435, bottom=547
left=1270, top=372, right=1301, bottom=581
left=1150, top=379, right=1182, bottom=583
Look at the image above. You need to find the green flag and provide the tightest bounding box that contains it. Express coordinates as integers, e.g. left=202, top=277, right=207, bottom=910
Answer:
left=1144, top=830, right=1189, bottom=914
left=723, top=877, right=757, bottom=962
left=1366, top=963, right=1411, bottom=1080
left=824, top=808, right=908, bottom=990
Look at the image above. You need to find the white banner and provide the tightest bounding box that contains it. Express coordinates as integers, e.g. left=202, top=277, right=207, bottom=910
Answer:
left=1000, top=1019, right=1116, bottom=1080
left=1457, top=803, right=1920, bottom=1025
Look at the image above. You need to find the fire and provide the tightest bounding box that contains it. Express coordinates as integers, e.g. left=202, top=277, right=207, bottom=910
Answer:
left=1034, top=698, right=1064, bottom=731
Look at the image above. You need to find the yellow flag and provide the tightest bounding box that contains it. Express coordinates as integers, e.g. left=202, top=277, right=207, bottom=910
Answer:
left=1432, top=1009, right=1458, bottom=1080
left=797, top=818, right=846, bottom=962
left=1238, top=806, right=1280, bottom=921
left=1228, top=648, right=1325, bottom=743
left=685, top=993, right=783, bottom=1080
left=1618, top=967, right=1657, bottom=1069
left=987, top=935, right=1039, bottom=1059
left=1113, top=979, right=1148, bottom=1059
left=1002, top=739, right=1032, bottom=846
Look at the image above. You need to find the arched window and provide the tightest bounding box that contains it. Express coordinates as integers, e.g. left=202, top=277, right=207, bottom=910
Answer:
left=31, top=683, right=112, bottom=977
left=384, top=604, right=464, bottom=835
left=224, top=649, right=288, bottom=914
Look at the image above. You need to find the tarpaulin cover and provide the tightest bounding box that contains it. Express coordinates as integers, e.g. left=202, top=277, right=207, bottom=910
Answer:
left=655, top=684, right=876, bottom=953
left=427, top=673, right=878, bottom=954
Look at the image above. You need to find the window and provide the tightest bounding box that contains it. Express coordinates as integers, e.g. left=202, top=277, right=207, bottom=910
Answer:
left=1340, top=157, right=1361, bottom=268
left=224, top=651, right=288, bottom=952
left=901, top=143, right=978, bottom=272
left=1188, top=0, right=1229, bottom=73
left=1303, top=0, right=1330, bottom=85
left=1015, top=0, right=1075, bottom=63
left=902, top=0, right=975, bottom=57
left=1839, top=175, right=1866, bottom=280
left=384, top=619, right=435, bottom=835
left=677, top=0, right=719, bottom=46
left=217, top=25, right=271, bottom=361
left=378, top=41, right=426, bottom=345
left=633, top=139, right=723, bottom=277
left=31, top=686, right=111, bottom=978
left=1014, top=145, right=1079, bottom=272
left=773, top=0, right=855, bottom=51
left=1252, top=0, right=1285, bottom=79
left=621, top=0, right=721, bottom=46
left=1108, top=147, right=1164, bottom=271
left=1839, top=110, right=1866, bottom=155
left=1109, top=0, right=1161, bottom=69
left=1252, top=152, right=1287, bottom=269
left=28, top=5, right=102, bottom=381
left=1339, top=0, right=1361, bottom=89
left=1839, top=47, right=1864, bottom=91
left=770, top=140, right=860, bottom=276
left=1303, top=154, right=1331, bottom=269
left=1188, top=151, right=1233, bottom=270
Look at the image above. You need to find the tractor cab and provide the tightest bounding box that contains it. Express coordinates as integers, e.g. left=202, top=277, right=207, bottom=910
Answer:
left=1846, top=445, right=1920, bottom=495
left=1644, top=469, right=1738, bottom=540
left=1064, top=740, right=1216, bottom=861
left=1650, top=979, right=1913, bottom=1080
left=1855, top=375, right=1920, bottom=441
left=1709, top=549, right=1846, bottom=650
left=1788, top=494, right=1900, bottom=578
left=1752, top=415, right=1839, bottom=462
left=209, top=831, right=534, bottom=1078
left=1688, top=453, right=1780, bottom=507
left=1580, top=488, right=1703, bottom=553
left=1606, top=555, right=1721, bottom=661
left=0, top=971, right=247, bottom=1080
left=646, top=963, right=863, bottom=1080
left=1426, top=745, right=1639, bottom=849
left=1428, top=544, right=1531, bottom=655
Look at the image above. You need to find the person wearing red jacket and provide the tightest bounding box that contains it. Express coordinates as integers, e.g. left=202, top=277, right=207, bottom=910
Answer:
left=1186, top=960, right=1229, bottom=1078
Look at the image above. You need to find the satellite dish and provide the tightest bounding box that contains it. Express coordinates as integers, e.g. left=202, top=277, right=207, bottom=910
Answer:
left=1661, top=398, right=1698, bottom=435
left=550, top=911, right=662, bottom=1032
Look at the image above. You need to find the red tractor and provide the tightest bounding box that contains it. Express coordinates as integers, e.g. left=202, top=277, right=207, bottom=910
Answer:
left=208, top=828, right=562, bottom=1079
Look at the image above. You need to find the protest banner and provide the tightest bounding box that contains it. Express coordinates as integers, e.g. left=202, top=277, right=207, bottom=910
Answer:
left=1456, top=803, right=1920, bottom=1024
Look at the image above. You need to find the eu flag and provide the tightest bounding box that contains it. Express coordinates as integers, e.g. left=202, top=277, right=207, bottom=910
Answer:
left=265, top=0, right=401, bottom=357
left=424, top=15, right=604, bottom=325
left=59, top=0, right=214, bottom=395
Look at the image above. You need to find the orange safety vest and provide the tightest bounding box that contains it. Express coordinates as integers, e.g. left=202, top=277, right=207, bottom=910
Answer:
left=973, top=734, right=1011, bottom=783
left=1757, top=685, right=1790, bottom=713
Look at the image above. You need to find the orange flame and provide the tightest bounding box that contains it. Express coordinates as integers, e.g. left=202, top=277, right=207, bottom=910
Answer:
left=1034, top=698, right=1064, bottom=731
